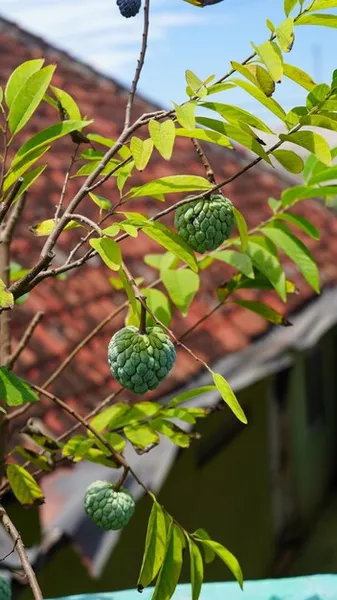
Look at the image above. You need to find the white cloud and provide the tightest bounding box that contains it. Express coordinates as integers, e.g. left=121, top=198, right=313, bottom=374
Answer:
left=1, top=0, right=217, bottom=77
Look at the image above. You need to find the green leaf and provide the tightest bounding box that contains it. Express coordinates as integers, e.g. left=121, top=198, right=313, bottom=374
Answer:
left=234, top=299, right=291, bottom=326
left=167, top=385, right=216, bottom=408
left=6, top=165, right=46, bottom=205
left=126, top=289, right=172, bottom=328
left=117, top=267, right=139, bottom=318
left=127, top=175, right=212, bottom=199
left=130, top=137, right=154, bottom=170
left=89, top=238, right=122, bottom=271
left=196, top=117, right=272, bottom=164
left=281, top=184, right=337, bottom=206
left=309, top=0, right=337, bottom=8
left=175, top=127, right=232, bottom=149
left=306, top=83, right=330, bottom=111
left=144, top=253, right=177, bottom=271
left=50, top=85, right=81, bottom=120
left=283, top=63, right=316, bottom=91
left=246, top=64, right=276, bottom=96
left=279, top=131, right=331, bottom=165
left=12, top=120, right=91, bottom=165
left=246, top=241, right=286, bottom=300
left=124, top=424, right=159, bottom=451
left=4, top=146, right=49, bottom=192
left=104, top=432, right=126, bottom=453
left=161, top=268, right=199, bottom=316
left=152, top=419, right=192, bottom=447
left=212, top=372, right=247, bottom=424
left=185, top=70, right=204, bottom=92
left=230, top=78, right=286, bottom=122
left=206, top=82, right=236, bottom=95
left=193, top=538, right=243, bottom=589
left=284, top=0, right=298, bottom=15
left=233, top=207, right=248, bottom=252
left=138, top=502, right=167, bottom=588
left=161, top=407, right=207, bottom=425
left=193, top=529, right=215, bottom=564
left=149, top=119, right=176, bottom=161
left=5, top=59, right=44, bottom=107
left=8, top=65, right=56, bottom=136
left=152, top=523, right=184, bottom=600
left=143, top=222, right=198, bottom=272
left=173, top=102, right=196, bottom=130
left=0, top=368, right=38, bottom=406
left=276, top=17, right=295, bottom=52
left=272, top=149, right=304, bottom=173
left=31, top=218, right=82, bottom=237
left=253, top=41, right=283, bottom=81
left=6, top=464, right=44, bottom=506
left=14, top=447, right=53, bottom=472
left=74, top=159, right=120, bottom=178
left=297, top=13, right=337, bottom=27
left=188, top=538, right=204, bottom=600
left=212, top=250, right=254, bottom=278
left=300, top=114, right=337, bottom=134
left=90, top=404, right=131, bottom=432
left=262, top=224, right=320, bottom=293
left=89, top=192, right=112, bottom=211
left=274, top=213, right=320, bottom=239
left=201, top=102, right=273, bottom=133
left=0, top=279, right=14, bottom=309
left=62, top=436, right=95, bottom=461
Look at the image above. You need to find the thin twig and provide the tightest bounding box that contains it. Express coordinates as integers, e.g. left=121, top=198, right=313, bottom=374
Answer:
left=191, top=139, right=216, bottom=185
left=0, top=178, right=24, bottom=224
left=0, top=505, right=43, bottom=600
left=6, top=312, right=44, bottom=370
left=69, top=213, right=102, bottom=236
left=54, top=144, right=79, bottom=224
left=124, top=0, right=151, bottom=129
left=2, top=192, right=27, bottom=242
left=86, top=157, right=132, bottom=193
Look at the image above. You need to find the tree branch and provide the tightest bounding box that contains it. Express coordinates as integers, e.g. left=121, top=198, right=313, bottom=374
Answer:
left=54, top=144, right=79, bottom=224
left=0, top=505, right=43, bottom=600
left=191, top=138, right=216, bottom=185
left=6, top=311, right=44, bottom=370
left=124, top=0, right=151, bottom=129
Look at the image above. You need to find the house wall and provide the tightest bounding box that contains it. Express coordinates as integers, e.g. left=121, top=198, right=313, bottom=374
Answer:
left=287, top=328, right=337, bottom=526
left=16, top=379, right=274, bottom=599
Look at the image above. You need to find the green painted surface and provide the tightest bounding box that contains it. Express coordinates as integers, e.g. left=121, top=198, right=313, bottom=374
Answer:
left=18, top=379, right=274, bottom=598
left=288, top=330, right=337, bottom=525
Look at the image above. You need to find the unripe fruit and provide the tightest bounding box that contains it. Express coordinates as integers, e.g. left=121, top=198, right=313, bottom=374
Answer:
left=175, top=193, right=235, bottom=254
left=84, top=481, right=135, bottom=530
left=108, top=326, right=176, bottom=394
left=0, top=577, right=11, bottom=600
left=117, top=0, right=141, bottom=17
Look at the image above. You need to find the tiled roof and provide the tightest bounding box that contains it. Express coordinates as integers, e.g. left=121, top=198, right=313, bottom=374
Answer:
left=1, top=17, right=337, bottom=442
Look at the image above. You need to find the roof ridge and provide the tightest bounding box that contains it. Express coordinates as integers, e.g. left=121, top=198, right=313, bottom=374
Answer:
left=0, top=15, right=163, bottom=112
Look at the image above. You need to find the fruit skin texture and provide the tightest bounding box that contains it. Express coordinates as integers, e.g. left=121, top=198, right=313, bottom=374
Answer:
left=84, top=481, right=135, bottom=531
left=0, top=577, right=11, bottom=600
left=108, top=326, right=176, bottom=395
left=117, top=0, right=141, bottom=18
left=175, top=194, right=235, bottom=254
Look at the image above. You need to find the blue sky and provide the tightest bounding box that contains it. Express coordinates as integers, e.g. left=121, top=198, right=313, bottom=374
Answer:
left=1, top=0, right=337, bottom=125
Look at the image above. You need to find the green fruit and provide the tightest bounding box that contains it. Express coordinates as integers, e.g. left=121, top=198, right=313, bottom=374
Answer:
left=0, top=577, right=11, bottom=600
left=175, top=193, right=235, bottom=254
left=84, top=481, right=135, bottom=531
left=108, top=326, right=176, bottom=394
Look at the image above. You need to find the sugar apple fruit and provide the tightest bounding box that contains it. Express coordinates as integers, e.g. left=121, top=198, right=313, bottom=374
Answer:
left=108, top=326, right=176, bottom=394
left=0, top=577, right=11, bottom=600
left=84, top=481, right=135, bottom=530
left=175, top=193, right=235, bottom=254
left=117, top=0, right=141, bottom=17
